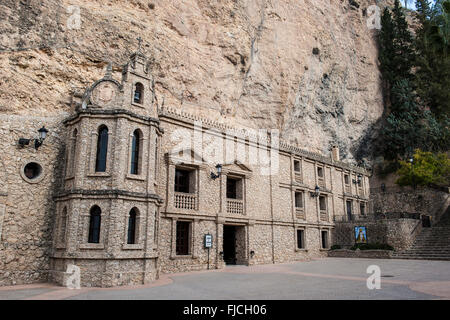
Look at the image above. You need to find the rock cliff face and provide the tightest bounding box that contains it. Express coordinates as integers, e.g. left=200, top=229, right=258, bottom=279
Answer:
left=0, top=0, right=385, bottom=161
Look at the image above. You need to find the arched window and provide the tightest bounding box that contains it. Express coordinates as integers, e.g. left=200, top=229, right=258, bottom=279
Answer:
left=127, top=208, right=138, bottom=244
left=130, top=129, right=141, bottom=175
left=88, top=205, right=101, bottom=243
left=59, top=207, right=67, bottom=243
left=95, top=126, right=108, bottom=172
left=133, top=83, right=144, bottom=104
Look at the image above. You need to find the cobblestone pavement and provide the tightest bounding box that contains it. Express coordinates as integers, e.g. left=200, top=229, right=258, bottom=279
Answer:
left=1, top=258, right=449, bottom=300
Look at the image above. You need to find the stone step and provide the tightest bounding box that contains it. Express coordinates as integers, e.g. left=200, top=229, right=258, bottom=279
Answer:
left=392, top=252, right=450, bottom=255
left=394, top=253, right=450, bottom=257
left=403, top=248, right=450, bottom=251
left=392, top=256, right=450, bottom=261
left=398, top=252, right=450, bottom=255
left=395, top=218, right=450, bottom=261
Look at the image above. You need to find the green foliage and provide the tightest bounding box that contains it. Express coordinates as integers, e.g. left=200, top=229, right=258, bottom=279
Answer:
left=379, top=79, right=448, bottom=159
left=379, top=7, right=397, bottom=96
left=392, top=0, right=415, bottom=83
left=415, top=0, right=450, bottom=119
left=377, top=1, right=450, bottom=161
left=396, top=149, right=450, bottom=186
left=350, top=243, right=394, bottom=251
left=377, top=160, right=402, bottom=176
left=330, top=245, right=342, bottom=250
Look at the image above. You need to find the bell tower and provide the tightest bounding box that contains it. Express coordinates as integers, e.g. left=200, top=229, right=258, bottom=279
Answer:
left=121, top=37, right=157, bottom=118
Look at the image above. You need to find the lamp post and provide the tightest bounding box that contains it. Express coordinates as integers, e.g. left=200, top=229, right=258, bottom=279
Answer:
left=352, top=175, right=362, bottom=185
left=18, top=126, right=49, bottom=150
left=211, top=164, right=222, bottom=180
left=409, top=156, right=415, bottom=189
left=310, top=185, right=320, bottom=198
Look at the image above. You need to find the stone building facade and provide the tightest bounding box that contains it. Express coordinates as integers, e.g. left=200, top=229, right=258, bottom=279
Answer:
left=0, top=48, right=370, bottom=287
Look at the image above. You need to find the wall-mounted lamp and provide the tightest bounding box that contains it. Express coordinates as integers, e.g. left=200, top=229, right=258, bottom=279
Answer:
left=210, top=164, right=222, bottom=180
left=352, top=175, right=362, bottom=185
left=18, top=126, right=49, bottom=150
left=310, top=185, right=320, bottom=198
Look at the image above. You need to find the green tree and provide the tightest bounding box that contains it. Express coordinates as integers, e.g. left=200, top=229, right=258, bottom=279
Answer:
left=379, top=79, right=448, bottom=159
left=391, top=0, right=415, bottom=86
left=378, top=1, right=415, bottom=110
left=380, top=80, right=422, bottom=159
left=396, top=149, right=450, bottom=186
left=415, top=0, right=450, bottom=119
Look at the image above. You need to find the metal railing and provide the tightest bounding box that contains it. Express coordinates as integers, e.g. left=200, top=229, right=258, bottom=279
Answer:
left=334, top=212, right=422, bottom=222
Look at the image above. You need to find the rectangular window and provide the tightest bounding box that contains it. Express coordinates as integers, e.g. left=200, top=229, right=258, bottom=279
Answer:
left=176, top=221, right=190, bottom=255
left=227, top=176, right=243, bottom=199
left=295, top=192, right=303, bottom=208
left=294, top=160, right=301, bottom=172
left=317, top=167, right=324, bottom=178
left=321, top=230, right=329, bottom=249
left=297, top=229, right=305, bottom=249
left=347, top=200, right=353, bottom=220
left=319, top=196, right=327, bottom=211
left=360, top=203, right=366, bottom=215
left=344, top=174, right=349, bottom=185
left=175, top=169, right=191, bottom=193
left=227, top=177, right=237, bottom=199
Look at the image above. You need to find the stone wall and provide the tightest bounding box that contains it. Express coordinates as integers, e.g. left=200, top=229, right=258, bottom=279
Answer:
left=370, top=186, right=450, bottom=225
left=0, top=114, right=66, bottom=286
left=332, top=218, right=422, bottom=251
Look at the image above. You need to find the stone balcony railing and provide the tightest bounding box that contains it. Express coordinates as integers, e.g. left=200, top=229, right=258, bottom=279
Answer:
left=358, top=187, right=364, bottom=196
left=227, top=199, right=244, bottom=215
left=320, top=210, right=328, bottom=221
left=174, top=192, right=198, bottom=210
left=318, top=178, right=325, bottom=188
left=296, top=208, right=305, bottom=219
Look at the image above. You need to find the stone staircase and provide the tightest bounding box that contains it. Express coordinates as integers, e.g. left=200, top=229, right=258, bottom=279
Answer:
left=392, top=206, right=450, bottom=261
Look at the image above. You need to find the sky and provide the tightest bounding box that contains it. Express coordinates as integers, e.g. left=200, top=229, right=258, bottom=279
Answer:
left=407, top=0, right=438, bottom=10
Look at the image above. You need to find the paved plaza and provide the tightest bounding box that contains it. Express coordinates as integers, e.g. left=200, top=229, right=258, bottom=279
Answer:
left=1, top=258, right=449, bottom=300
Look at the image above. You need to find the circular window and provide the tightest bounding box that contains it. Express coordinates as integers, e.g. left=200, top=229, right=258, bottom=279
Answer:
left=20, top=161, right=45, bottom=183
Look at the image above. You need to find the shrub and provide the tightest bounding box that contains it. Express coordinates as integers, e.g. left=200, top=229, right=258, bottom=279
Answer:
left=350, top=243, right=394, bottom=251
left=330, top=245, right=342, bottom=250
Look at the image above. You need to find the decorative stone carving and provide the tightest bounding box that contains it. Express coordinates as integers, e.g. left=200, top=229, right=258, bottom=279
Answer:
left=90, top=80, right=120, bottom=108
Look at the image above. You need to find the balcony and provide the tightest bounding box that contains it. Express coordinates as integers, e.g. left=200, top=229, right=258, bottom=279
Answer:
left=296, top=208, right=305, bottom=220
left=320, top=210, right=328, bottom=221
left=174, top=192, right=198, bottom=210
left=358, top=186, right=364, bottom=196
left=294, top=173, right=303, bottom=183
left=318, top=178, right=325, bottom=188
left=227, top=199, right=244, bottom=215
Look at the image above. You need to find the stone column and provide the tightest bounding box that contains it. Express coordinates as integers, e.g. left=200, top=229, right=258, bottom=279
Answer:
left=215, top=218, right=225, bottom=269
left=0, top=195, right=6, bottom=241
left=170, top=218, right=177, bottom=259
